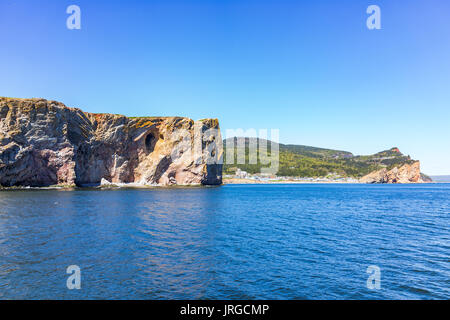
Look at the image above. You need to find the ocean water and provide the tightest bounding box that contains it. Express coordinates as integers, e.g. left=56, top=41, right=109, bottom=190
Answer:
left=0, top=184, right=448, bottom=300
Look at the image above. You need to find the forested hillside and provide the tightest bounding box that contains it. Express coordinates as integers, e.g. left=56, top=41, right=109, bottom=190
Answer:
left=223, top=137, right=416, bottom=178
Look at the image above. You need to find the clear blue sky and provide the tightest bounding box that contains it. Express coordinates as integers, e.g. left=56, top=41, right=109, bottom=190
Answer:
left=1, top=0, right=449, bottom=174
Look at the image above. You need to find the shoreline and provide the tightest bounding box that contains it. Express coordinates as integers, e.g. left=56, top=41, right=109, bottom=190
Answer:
left=0, top=183, right=219, bottom=191
left=0, top=181, right=446, bottom=191
left=222, top=178, right=442, bottom=185
left=223, top=178, right=361, bottom=184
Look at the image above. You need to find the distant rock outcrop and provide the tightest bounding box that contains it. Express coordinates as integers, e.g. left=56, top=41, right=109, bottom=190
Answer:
left=0, top=97, right=222, bottom=187
left=359, top=161, right=428, bottom=184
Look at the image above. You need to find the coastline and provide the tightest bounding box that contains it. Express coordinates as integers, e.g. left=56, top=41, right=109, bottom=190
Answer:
left=0, top=183, right=217, bottom=191
left=222, top=178, right=441, bottom=185
left=223, top=178, right=361, bottom=184
left=1, top=180, right=445, bottom=190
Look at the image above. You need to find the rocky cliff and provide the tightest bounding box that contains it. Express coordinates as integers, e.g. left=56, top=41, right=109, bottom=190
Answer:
left=0, top=97, right=223, bottom=187
left=359, top=161, right=427, bottom=184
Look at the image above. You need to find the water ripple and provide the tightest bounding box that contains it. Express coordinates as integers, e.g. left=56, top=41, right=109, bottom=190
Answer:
left=0, top=184, right=448, bottom=299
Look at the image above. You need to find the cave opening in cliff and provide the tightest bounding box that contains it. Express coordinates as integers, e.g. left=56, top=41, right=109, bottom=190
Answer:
left=145, top=133, right=156, bottom=153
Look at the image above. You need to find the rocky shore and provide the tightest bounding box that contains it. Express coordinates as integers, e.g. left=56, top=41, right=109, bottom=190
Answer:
left=359, top=161, right=431, bottom=184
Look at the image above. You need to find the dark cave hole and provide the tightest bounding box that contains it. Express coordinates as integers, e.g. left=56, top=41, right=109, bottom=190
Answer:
left=145, top=133, right=155, bottom=153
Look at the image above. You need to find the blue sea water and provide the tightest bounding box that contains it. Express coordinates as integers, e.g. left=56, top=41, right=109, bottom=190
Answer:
left=0, top=184, right=448, bottom=300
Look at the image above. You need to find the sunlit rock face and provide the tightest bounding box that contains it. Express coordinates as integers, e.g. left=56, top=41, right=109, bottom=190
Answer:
left=359, top=161, right=424, bottom=184
left=0, top=97, right=222, bottom=187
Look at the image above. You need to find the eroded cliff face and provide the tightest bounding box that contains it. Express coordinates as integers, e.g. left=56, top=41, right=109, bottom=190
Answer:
left=359, top=161, right=424, bottom=184
left=0, top=98, right=222, bottom=187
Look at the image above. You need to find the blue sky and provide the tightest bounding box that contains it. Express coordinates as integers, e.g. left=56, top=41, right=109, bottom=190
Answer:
left=1, top=0, right=449, bottom=174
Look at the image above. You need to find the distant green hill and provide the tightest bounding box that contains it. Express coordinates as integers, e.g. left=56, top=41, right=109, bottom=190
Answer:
left=223, top=137, right=416, bottom=178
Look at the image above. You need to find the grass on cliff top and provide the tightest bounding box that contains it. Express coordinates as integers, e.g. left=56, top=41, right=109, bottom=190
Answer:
left=128, top=116, right=164, bottom=119
left=128, top=116, right=191, bottom=120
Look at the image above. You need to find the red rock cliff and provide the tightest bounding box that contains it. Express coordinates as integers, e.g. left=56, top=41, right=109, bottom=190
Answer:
left=359, top=161, right=425, bottom=184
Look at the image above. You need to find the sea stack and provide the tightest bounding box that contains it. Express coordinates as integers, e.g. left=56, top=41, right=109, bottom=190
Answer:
left=0, top=97, right=223, bottom=187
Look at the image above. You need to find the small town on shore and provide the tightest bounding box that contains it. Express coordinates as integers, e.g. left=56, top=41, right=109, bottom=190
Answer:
left=223, top=169, right=360, bottom=184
